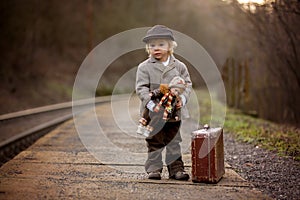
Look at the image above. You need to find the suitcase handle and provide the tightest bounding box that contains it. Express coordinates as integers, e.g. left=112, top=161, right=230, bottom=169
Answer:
left=204, top=124, right=210, bottom=130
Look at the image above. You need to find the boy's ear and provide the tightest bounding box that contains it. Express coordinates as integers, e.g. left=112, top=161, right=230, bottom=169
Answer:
left=159, top=84, right=169, bottom=94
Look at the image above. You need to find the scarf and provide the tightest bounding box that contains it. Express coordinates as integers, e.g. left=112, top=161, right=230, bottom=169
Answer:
left=154, top=92, right=174, bottom=120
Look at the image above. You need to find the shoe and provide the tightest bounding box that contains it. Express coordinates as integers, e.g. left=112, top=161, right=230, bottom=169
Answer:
left=170, top=171, right=189, bottom=181
left=143, top=129, right=150, bottom=137
left=137, top=124, right=147, bottom=135
left=137, top=124, right=152, bottom=137
left=148, top=171, right=161, bottom=180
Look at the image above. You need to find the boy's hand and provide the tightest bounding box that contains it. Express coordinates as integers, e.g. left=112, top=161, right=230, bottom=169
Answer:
left=175, top=98, right=182, bottom=109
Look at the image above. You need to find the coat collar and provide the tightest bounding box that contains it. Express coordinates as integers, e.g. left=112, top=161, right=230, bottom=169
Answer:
left=147, top=55, right=177, bottom=73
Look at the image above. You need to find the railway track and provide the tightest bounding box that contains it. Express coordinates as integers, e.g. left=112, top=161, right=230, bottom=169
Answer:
left=0, top=95, right=114, bottom=166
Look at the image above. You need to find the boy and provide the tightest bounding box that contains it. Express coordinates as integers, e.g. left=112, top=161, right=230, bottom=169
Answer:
left=137, top=76, right=187, bottom=137
left=135, top=25, right=192, bottom=180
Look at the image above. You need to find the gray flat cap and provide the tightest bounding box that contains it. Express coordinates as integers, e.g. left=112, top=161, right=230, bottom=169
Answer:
left=142, top=25, right=175, bottom=43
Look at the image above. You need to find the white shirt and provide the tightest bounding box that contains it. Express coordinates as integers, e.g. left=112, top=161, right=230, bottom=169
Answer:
left=162, top=56, right=170, bottom=66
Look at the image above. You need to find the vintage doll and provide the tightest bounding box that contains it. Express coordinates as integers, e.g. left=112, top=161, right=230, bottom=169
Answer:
left=137, top=76, right=187, bottom=137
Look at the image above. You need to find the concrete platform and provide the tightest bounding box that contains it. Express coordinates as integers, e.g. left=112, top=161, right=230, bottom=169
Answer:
left=0, top=95, right=272, bottom=199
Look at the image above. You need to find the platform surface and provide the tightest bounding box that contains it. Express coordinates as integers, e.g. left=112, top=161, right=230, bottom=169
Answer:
left=0, top=95, right=272, bottom=199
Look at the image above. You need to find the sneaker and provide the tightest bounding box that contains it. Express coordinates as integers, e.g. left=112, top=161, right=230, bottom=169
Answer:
left=136, top=124, right=147, bottom=135
left=148, top=171, right=161, bottom=180
left=137, top=124, right=152, bottom=137
left=170, top=171, right=189, bottom=181
left=143, top=129, right=150, bottom=137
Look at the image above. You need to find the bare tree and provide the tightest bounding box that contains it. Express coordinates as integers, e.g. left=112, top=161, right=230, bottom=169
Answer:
left=230, top=0, right=300, bottom=125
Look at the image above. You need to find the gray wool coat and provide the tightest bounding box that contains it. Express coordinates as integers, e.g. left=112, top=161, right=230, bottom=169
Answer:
left=135, top=55, right=192, bottom=119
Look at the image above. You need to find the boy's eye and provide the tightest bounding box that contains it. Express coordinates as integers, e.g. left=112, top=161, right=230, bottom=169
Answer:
left=149, top=42, right=167, bottom=49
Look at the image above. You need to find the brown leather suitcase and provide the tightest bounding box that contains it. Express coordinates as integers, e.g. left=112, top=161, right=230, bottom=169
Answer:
left=191, top=125, right=225, bottom=183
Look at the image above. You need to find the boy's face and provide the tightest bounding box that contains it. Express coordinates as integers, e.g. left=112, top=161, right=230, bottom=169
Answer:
left=148, top=39, right=170, bottom=62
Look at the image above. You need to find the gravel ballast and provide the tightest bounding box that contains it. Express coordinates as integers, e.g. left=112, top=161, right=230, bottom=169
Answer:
left=224, top=133, right=300, bottom=200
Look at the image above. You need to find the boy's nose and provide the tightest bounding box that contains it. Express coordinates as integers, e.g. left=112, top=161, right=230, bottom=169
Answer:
left=154, top=46, right=160, bottom=50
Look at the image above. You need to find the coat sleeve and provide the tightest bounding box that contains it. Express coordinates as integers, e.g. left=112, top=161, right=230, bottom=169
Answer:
left=135, top=64, right=151, bottom=108
left=178, top=62, right=192, bottom=103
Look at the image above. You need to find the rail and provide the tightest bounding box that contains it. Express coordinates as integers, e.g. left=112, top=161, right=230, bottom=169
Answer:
left=0, top=94, right=130, bottom=166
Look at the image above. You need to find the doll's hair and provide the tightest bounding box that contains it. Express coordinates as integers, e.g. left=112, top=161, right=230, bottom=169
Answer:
left=145, top=40, right=177, bottom=55
left=159, top=84, right=169, bottom=94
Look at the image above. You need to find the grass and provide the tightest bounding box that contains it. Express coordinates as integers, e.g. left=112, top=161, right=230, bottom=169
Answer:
left=95, top=85, right=133, bottom=96
left=224, top=109, right=300, bottom=160
left=46, top=80, right=73, bottom=98
left=195, top=88, right=300, bottom=161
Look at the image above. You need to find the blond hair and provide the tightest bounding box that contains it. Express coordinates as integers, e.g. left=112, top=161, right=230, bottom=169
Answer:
left=145, top=40, right=177, bottom=55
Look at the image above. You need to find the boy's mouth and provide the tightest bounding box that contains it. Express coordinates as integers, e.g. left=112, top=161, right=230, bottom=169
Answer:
left=154, top=53, right=161, bottom=57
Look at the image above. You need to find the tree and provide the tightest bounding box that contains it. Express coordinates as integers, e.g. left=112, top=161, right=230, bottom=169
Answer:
left=230, top=0, right=300, bottom=125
